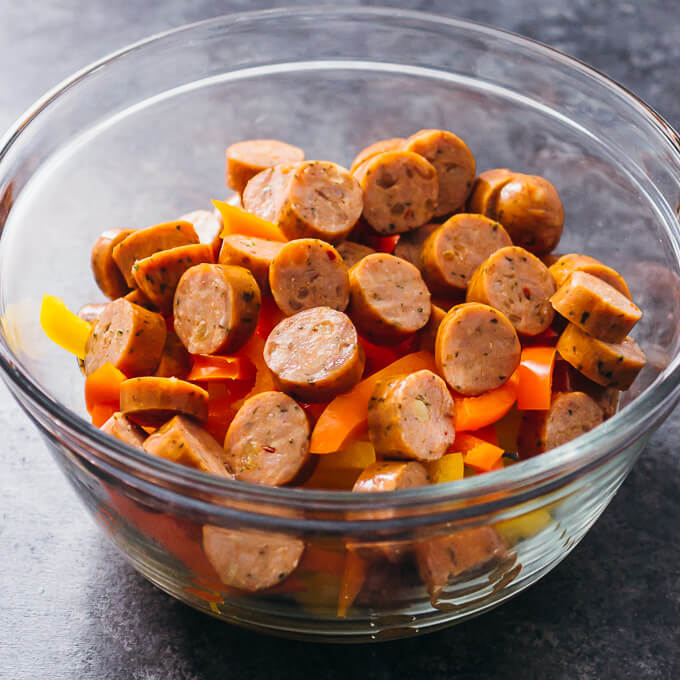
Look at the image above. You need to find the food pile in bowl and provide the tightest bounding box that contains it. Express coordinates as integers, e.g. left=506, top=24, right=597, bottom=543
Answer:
left=40, top=128, right=647, bottom=612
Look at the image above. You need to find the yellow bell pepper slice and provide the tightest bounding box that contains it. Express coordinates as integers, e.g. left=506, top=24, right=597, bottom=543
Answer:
left=496, top=508, right=552, bottom=545
left=40, top=294, right=92, bottom=359
left=426, top=452, right=464, bottom=484
left=316, top=440, right=376, bottom=471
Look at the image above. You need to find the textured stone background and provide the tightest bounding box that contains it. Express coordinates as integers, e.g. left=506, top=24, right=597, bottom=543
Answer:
left=0, top=1, right=679, bottom=678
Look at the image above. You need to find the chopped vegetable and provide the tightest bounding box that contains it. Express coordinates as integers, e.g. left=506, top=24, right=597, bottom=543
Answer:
left=212, top=199, right=287, bottom=242
left=496, top=507, right=552, bottom=544
left=463, top=441, right=505, bottom=473
left=337, top=550, right=367, bottom=618
left=255, top=295, right=285, bottom=339
left=453, top=370, right=520, bottom=431
left=40, top=294, right=92, bottom=359
left=187, top=355, right=256, bottom=383
left=516, top=346, right=557, bottom=410
left=316, top=439, right=376, bottom=470
left=84, top=362, right=127, bottom=426
left=426, top=452, right=464, bottom=483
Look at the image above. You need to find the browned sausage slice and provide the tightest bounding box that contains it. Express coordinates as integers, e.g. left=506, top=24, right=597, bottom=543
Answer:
left=84, top=298, right=166, bottom=376
left=348, top=253, right=431, bottom=344
left=143, top=415, right=233, bottom=476
left=392, top=222, right=438, bottom=267
left=203, top=525, right=304, bottom=592
left=495, top=174, right=564, bottom=255
left=517, top=391, right=604, bottom=457
left=435, top=302, right=521, bottom=395
left=264, top=307, right=365, bottom=402
left=123, top=288, right=156, bottom=311
left=353, top=151, right=438, bottom=234
left=349, top=137, right=405, bottom=174
left=154, top=331, right=192, bottom=379
left=120, top=376, right=208, bottom=426
left=552, top=358, right=619, bottom=419
left=226, top=139, right=305, bottom=194
left=223, top=391, right=310, bottom=486
left=112, top=221, right=199, bottom=287
left=548, top=253, right=632, bottom=298
left=556, top=324, right=647, bottom=389
left=550, top=271, right=641, bottom=343
left=133, top=243, right=214, bottom=314
left=367, top=369, right=455, bottom=461
left=173, top=264, right=260, bottom=355
left=420, top=214, right=512, bottom=295
left=218, top=234, right=284, bottom=293
left=269, top=238, right=349, bottom=315
left=242, top=163, right=299, bottom=223
left=352, top=461, right=429, bottom=492
left=179, top=209, right=223, bottom=260
left=336, top=240, right=376, bottom=269
left=100, top=412, right=147, bottom=449
left=91, top=229, right=134, bottom=299
left=467, top=168, right=515, bottom=215
left=466, top=246, right=556, bottom=336
left=403, top=129, right=476, bottom=216
left=78, top=303, right=106, bottom=324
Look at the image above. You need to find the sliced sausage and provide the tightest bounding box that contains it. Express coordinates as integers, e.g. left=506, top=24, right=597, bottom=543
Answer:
left=242, top=163, right=299, bottom=223
left=466, top=246, right=556, bottom=336
left=336, top=240, right=376, bottom=269
left=467, top=168, right=515, bottom=215
left=120, top=376, right=208, bottom=426
left=269, top=238, right=349, bottom=315
left=143, top=414, right=232, bottom=477
left=550, top=271, right=641, bottom=343
left=223, top=391, right=310, bottom=486
left=226, top=139, right=305, bottom=194
left=350, top=137, right=405, bottom=173
left=133, top=243, right=214, bottom=314
left=392, top=222, right=438, bottom=267
left=203, top=525, right=304, bottom=592
left=123, top=288, right=156, bottom=311
left=367, top=369, right=455, bottom=461
left=263, top=307, right=365, bottom=402
left=419, top=304, right=447, bottom=353
left=348, top=253, right=431, bottom=344
left=218, top=234, right=284, bottom=293
left=154, top=331, right=192, bottom=379
left=495, top=174, right=564, bottom=255
left=112, top=220, right=199, bottom=287
left=419, top=214, right=512, bottom=295
left=553, top=358, right=619, bottom=419
left=353, top=461, right=429, bottom=492
left=179, top=209, right=223, bottom=260
left=403, top=129, right=476, bottom=216
left=353, top=151, right=438, bottom=234
left=435, top=302, right=521, bottom=395
left=78, top=303, right=106, bottom=324
left=91, top=229, right=135, bottom=299
left=173, top=264, right=260, bottom=355
left=517, top=391, right=604, bottom=457
left=100, top=412, right=147, bottom=449
left=416, top=527, right=506, bottom=596
left=548, top=253, right=632, bottom=298
left=556, top=323, right=647, bottom=389
left=84, top=298, right=166, bottom=376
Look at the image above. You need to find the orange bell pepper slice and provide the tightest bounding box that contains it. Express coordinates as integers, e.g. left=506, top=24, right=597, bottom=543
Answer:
left=337, top=550, right=367, bottom=618
left=84, top=362, right=126, bottom=426
left=516, top=346, right=557, bottom=411
left=453, top=370, right=520, bottom=431
left=187, top=355, right=256, bottom=383
left=255, top=295, right=285, bottom=339
left=212, top=200, right=287, bottom=242
left=309, top=351, right=436, bottom=454
left=463, top=441, right=505, bottom=473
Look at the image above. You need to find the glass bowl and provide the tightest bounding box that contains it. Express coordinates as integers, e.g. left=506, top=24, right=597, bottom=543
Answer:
left=1, top=7, right=680, bottom=643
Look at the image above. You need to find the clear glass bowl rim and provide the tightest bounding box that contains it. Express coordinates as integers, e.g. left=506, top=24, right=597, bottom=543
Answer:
left=1, top=5, right=680, bottom=517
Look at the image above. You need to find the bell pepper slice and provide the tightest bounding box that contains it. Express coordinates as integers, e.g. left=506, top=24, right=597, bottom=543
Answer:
left=84, top=361, right=127, bottom=427
left=463, top=441, right=505, bottom=473
left=337, top=550, right=367, bottom=618
left=516, top=346, right=557, bottom=411
left=187, top=355, right=256, bottom=383
left=40, top=294, right=92, bottom=359
left=255, top=295, right=285, bottom=340
left=212, top=200, right=287, bottom=242
left=453, top=370, right=520, bottom=431
left=426, top=452, right=464, bottom=483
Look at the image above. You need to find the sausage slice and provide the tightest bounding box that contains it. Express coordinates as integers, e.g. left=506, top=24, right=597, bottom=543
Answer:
left=353, top=151, right=438, bottom=234
left=226, top=139, right=305, bottom=194
left=242, top=163, right=299, bottom=223
left=467, top=168, right=515, bottom=216
left=179, top=209, right=223, bottom=260
left=203, top=526, right=304, bottom=592
left=143, top=415, right=232, bottom=477
left=403, top=129, right=476, bottom=216
left=367, top=369, right=455, bottom=461
left=556, top=323, right=647, bottom=389
left=353, top=460, right=429, bottom=492
left=549, top=253, right=632, bottom=298
left=173, top=264, right=261, bottom=355
left=84, top=298, right=166, bottom=376
left=223, top=391, right=310, bottom=486
left=466, top=246, right=556, bottom=336
left=420, top=214, right=512, bottom=295
left=392, top=222, right=438, bottom=267
left=91, top=229, right=134, bottom=299
left=495, top=174, right=564, bottom=255
left=336, top=240, right=376, bottom=269
left=553, top=358, right=619, bottom=419
left=264, top=307, right=365, bottom=402
left=112, top=220, right=199, bottom=287
left=517, top=391, right=604, bottom=457
left=123, top=288, right=156, bottom=311
left=133, top=243, right=214, bottom=314
left=350, top=137, right=405, bottom=174
left=435, top=302, right=521, bottom=395
left=218, top=234, right=284, bottom=293
left=348, top=253, right=431, bottom=344
left=550, top=271, right=641, bottom=343
left=154, top=331, right=192, bottom=379
left=100, top=412, right=147, bottom=449
left=269, top=238, right=349, bottom=315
